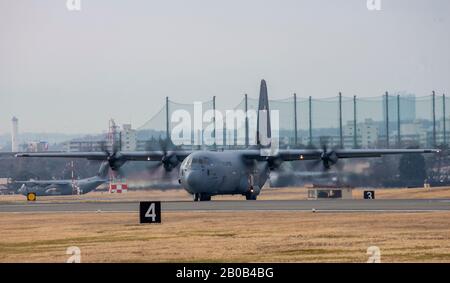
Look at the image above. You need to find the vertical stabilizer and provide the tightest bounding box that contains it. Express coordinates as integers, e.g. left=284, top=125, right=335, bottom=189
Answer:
left=256, top=79, right=271, bottom=146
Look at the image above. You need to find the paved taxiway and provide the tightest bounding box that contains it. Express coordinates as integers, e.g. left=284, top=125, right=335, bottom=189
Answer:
left=0, top=199, right=449, bottom=213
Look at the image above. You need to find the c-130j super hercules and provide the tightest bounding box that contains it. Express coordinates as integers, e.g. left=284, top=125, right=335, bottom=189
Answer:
left=16, top=80, right=439, bottom=201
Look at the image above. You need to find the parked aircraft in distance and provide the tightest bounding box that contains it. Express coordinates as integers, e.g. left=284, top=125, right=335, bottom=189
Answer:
left=15, top=162, right=109, bottom=197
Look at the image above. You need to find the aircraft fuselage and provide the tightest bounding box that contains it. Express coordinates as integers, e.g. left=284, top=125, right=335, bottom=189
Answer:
left=179, top=151, right=269, bottom=200
left=18, top=178, right=106, bottom=196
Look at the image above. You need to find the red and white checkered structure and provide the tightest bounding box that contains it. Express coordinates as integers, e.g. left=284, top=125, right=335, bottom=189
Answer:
left=109, top=180, right=128, bottom=193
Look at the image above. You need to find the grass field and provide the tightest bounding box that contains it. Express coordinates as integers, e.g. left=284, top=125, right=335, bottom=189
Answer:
left=0, top=211, right=449, bottom=263
left=1, top=186, right=449, bottom=263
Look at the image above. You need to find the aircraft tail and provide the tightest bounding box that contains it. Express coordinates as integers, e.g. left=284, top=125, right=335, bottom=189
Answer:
left=256, top=79, right=271, bottom=147
left=97, top=161, right=110, bottom=179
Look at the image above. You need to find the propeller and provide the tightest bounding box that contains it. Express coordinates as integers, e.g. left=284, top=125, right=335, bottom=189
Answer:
left=306, top=140, right=341, bottom=171
left=267, top=156, right=284, bottom=171
left=319, top=145, right=339, bottom=169
left=160, top=138, right=179, bottom=171
left=100, top=141, right=126, bottom=172
left=145, top=137, right=180, bottom=177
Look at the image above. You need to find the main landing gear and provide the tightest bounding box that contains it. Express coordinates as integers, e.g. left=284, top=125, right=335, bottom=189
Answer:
left=245, top=185, right=259, bottom=200
left=193, top=193, right=211, bottom=202
left=245, top=193, right=257, bottom=200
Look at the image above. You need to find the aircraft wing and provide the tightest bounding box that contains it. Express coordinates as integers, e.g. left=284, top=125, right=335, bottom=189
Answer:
left=0, top=152, right=22, bottom=159
left=324, top=148, right=439, bottom=159
left=15, top=151, right=193, bottom=161
left=242, top=148, right=440, bottom=161
left=0, top=152, right=16, bottom=156
left=118, top=151, right=192, bottom=161
left=15, top=152, right=109, bottom=160
left=14, top=180, right=71, bottom=185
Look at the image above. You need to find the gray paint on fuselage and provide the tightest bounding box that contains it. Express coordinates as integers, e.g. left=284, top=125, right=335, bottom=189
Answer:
left=179, top=150, right=269, bottom=196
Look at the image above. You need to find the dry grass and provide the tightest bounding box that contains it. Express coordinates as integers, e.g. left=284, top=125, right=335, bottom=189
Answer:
left=0, top=211, right=449, bottom=263
left=2, top=186, right=450, bottom=203
left=352, top=186, right=450, bottom=199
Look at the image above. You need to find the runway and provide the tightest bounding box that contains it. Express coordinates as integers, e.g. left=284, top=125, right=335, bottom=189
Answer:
left=0, top=199, right=449, bottom=213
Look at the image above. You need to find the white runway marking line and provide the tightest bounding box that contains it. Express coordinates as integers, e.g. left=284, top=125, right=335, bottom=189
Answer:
left=4, top=211, right=138, bottom=214
left=2, top=209, right=450, bottom=214
left=165, top=209, right=450, bottom=212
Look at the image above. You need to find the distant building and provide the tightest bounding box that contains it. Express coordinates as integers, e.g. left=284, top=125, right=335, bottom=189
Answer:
left=11, top=117, right=18, bottom=152
left=120, top=124, right=137, bottom=151
left=343, top=119, right=379, bottom=148
left=67, top=120, right=133, bottom=152
left=20, top=141, right=49, bottom=152
left=68, top=140, right=106, bottom=152
left=401, top=121, right=426, bottom=145
left=68, top=123, right=139, bottom=152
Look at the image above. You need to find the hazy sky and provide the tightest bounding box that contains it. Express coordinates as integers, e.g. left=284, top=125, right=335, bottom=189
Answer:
left=0, top=0, right=449, bottom=134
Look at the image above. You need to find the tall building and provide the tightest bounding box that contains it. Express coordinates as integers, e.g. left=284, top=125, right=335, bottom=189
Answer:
left=11, top=116, right=18, bottom=152
left=121, top=124, right=137, bottom=151
left=343, top=119, right=379, bottom=148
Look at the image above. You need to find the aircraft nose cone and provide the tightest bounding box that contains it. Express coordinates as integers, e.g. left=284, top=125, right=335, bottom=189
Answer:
left=186, top=171, right=202, bottom=189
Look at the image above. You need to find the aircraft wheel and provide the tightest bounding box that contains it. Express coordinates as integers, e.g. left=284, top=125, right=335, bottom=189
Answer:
left=27, top=192, right=37, bottom=201
left=199, top=193, right=211, bottom=201
left=245, top=193, right=257, bottom=201
left=193, top=193, right=199, bottom=202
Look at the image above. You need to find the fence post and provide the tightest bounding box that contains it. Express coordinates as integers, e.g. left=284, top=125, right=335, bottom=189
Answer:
left=339, top=92, right=343, bottom=148
left=294, top=93, right=298, bottom=146
left=385, top=92, right=389, bottom=148
left=397, top=94, right=401, bottom=147
left=444, top=94, right=447, bottom=146
left=223, top=120, right=227, bottom=147
left=353, top=95, right=357, bottom=149
left=245, top=94, right=249, bottom=147
left=309, top=96, right=312, bottom=146
left=165, top=96, right=170, bottom=140
left=433, top=91, right=436, bottom=147
left=213, top=96, right=216, bottom=148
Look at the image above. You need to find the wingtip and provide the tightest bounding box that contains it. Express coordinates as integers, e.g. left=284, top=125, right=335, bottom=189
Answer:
left=15, top=153, right=30, bottom=157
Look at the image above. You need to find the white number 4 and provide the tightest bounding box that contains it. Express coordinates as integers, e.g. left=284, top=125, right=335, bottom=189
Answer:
left=145, top=203, right=156, bottom=222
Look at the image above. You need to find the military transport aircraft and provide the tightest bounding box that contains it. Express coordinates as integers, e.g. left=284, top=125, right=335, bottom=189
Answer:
left=15, top=80, right=439, bottom=201
left=15, top=162, right=109, bottom=197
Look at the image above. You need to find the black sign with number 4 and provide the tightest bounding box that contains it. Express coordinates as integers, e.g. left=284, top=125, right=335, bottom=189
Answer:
left=364, top=191, right=375, bottom=199
left=140, top=201, right=161, bottom=223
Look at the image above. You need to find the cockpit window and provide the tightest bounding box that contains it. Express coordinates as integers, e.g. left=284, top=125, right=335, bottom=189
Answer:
left=185, top=156, right=211, bottom=168
left=184, top=156, right=193, bottom=168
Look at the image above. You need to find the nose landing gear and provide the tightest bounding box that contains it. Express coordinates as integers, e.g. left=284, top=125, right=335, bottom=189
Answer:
left=245, top=193, right=257, bottom=200
left=245, top=186, right=259, bottom=200
left=193, top=193, right=211, bottom=202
